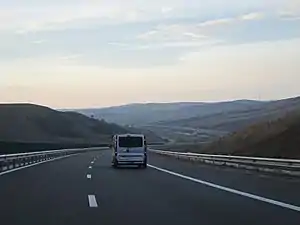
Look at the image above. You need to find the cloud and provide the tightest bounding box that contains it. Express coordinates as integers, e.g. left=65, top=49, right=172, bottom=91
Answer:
left=108, top=42, right=130, bottom=47
left=1, top=1, right=192, bottom=34
left=31, top=39, right=47, bottom=44
left=136, top=24, right=211, bottom=43
left=1, top=1, right=298, bottom=70
left=137, top=30, right=158, bottom=40
left=59, top=54, right=83, bottom=60
left=278, top=11, right=300, bottom=20
left=6, top=3, right=151, bottom=34
left=131, top=39, right=224, bottom=50
left=198, top=18, right=234, bottom=27
left=183, top=32, right=208, bottom=39
left=0, top=0, right=271, bottom=35
left=136, top=11, right=265, bottom=44
left=198, top=12, right=264, bottom=27
left=239, top=12, right=264, bottom=21
left=161, top=7, right=173, bottom=14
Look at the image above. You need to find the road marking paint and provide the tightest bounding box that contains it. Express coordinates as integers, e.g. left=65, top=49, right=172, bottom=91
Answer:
left=0, top=154, right=78, bottom=176
left=88, top=195, right=98, bottom=207
left=89, top=166, right=92, bottom=169
left=148, top=164, right=300, bottom=212
left=91, top=161, right=94, bottom=164
left=87, top=174, right=92, bottom=179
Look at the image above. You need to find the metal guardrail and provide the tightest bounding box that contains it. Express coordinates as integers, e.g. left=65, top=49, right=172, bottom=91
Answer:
left=0, top=147, right=106, bottom=173
left=150, top=149, right=300, bottom=176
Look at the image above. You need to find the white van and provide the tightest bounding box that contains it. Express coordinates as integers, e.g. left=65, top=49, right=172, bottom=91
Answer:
left=111, top=134, right=147, bottom=168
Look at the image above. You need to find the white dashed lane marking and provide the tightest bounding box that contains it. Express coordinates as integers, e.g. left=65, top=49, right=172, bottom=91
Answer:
left=88, top=195, right=98, bottom=207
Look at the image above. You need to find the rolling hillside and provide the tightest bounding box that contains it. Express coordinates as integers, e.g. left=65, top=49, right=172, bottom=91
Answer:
left=73, top=100, right=263, bottom=126
left=69, top=96, right=300, bottom=146
left=0, top=104, right=127, bottom=144
left=188, top=110, right=300, bottom=158
left=158, top=96, right=300, bottom=132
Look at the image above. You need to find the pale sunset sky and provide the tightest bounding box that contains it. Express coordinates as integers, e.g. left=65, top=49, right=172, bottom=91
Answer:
left=1, top=0, right=300, bottom=108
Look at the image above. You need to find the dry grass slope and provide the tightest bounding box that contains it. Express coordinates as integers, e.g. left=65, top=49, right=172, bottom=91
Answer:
left=201, top=111, right=300, bottom=158
left=0, top=104, right=128, bottom=144
left=159, top=96, right=300, bottom=132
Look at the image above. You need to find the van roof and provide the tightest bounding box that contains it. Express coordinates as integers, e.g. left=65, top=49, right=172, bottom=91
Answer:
left=115, top=133, right=145, bottom=138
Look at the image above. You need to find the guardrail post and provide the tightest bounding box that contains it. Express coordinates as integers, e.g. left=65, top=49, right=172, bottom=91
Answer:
left=15, top=157, right=18, bottom=167
left=12, top=158, right=16, bottom=169
left=0, top=159, right=4, bottom=171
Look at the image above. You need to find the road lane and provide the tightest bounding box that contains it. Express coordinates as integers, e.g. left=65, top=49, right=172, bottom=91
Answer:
left=0, top=151, right=100, bottom=225
left=148, top=152, right=300, bottom=207
left=90, top=150, right=300, bottom=225
left=148, top=164, right=300, bottom=212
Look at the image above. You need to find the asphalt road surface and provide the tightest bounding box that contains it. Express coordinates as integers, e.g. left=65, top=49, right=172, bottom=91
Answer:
left=1, top=149, right=300, bottom=225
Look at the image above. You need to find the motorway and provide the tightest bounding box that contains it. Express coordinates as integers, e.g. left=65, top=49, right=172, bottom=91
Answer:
left=1, top=149, right=300, bottom=225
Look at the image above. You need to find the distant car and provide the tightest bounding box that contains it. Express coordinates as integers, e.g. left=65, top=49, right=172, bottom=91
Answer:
left=111, top=134, right=147, bottom=168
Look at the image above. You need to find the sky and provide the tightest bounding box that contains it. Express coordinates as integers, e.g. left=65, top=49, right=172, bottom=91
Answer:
left=0, top=0, right=300, bottom=108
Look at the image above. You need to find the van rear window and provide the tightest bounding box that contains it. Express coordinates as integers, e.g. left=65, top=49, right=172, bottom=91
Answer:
left=118, top=136, right=143, bottom=148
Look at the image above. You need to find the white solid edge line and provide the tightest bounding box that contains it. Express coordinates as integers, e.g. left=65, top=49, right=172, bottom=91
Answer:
left=0, top=154, right=79, bottom=176
left=148, top=164, right=300, bottom=212
left=87, top=174, right=92, bottom=179
left=88, top=195, right=98, bottom=207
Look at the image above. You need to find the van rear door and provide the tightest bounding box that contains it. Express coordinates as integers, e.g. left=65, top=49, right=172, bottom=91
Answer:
left=117, top=135, right=145, bottom=154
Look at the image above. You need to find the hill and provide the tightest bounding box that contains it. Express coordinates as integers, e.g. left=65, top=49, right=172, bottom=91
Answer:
left=0, top=104, right=128, bottom=145
left=158, top=97, right=300, bottom=132
left=124, top=126, right=167, bottom=144
left=188, top=110, right=300, bottom=158
left=73, top=100, right=263, bottom=126
left=70, top=96, right=300, bottom=145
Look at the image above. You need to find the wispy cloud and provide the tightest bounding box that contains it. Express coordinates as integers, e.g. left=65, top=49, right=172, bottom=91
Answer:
left=161, top=7, right=173, bottom=14
left=137, top=30, right=159, bottom=40
left=198, top=18, right=234, bottom=27
left=239, top=12, right=265, bottom=21
left=133, top=40, right=223, bottom=50
left=278, top=11, right=300, bottom=20
left=1, top=0, right=300, bottom=107
left=136, top=11, right=265, bottom=45
left=31, top=39, right=47, bottom=44
left=183, top=32, right=208, bottom=39
left=0, top=1, right=299, bottom=69
left=198, top=12, right=264, bottom=27
left=59, top=54, right=83, bottom=60
left=136, top=24, right=211, bottom=43
left=108, top=42, right=130, bottom=47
